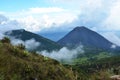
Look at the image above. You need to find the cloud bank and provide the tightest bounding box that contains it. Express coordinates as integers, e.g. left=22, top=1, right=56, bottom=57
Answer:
left=10, top=37, right=40, bottom=50
left=0, top=14, right=22, bottom=32
left=39, top=46, right=84, bottom=63
left=0, top=33, right=4, bottom=39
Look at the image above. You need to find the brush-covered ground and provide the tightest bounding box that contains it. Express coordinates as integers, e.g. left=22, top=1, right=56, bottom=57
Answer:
left=0, top=37, right=76, bottom=80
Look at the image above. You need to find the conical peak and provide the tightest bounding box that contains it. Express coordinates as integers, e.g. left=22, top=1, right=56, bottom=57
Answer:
left=73, top=26, right=89, bottom=31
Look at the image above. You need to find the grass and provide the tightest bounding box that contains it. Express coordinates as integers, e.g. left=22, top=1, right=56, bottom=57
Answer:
left=0, top=40, right=76, bottom=80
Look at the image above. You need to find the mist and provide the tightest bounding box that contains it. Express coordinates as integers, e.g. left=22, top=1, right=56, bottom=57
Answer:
left=0, top=33, right=84, bottom=63
left=38, top=45, right=84, bottom=63
left=0, top=33, right=85, bottom=63
left=0, top=33, right=4, bottom=39
left=9, top=37, right=41, bottom=50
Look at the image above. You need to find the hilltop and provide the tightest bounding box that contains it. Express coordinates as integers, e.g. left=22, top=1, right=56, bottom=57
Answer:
left=5, top=29, right=62, bottom=52
left=0, top=37, right=76, bottom=80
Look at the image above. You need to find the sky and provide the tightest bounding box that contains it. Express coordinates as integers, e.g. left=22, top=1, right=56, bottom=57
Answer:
left=0, top=0, right=120, bottom=44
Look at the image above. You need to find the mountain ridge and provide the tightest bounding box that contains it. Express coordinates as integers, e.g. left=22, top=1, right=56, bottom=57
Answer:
left=5, top=29, right=62, bottom=52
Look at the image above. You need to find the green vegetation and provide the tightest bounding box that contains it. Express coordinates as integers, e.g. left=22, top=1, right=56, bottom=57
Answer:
left=0, top=37, right=119, bottom=80
left=74, top=52, right=111, bottom=65
left=67, top=54, right=120, bottom=80
left=16, top=43, right=26, bottom=50
left=62, top=50, right=120, bottom=80
left=0, top=38, right=76, bottom=80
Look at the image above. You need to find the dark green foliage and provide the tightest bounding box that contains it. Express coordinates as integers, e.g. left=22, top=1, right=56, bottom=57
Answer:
left=113, top=68, right=119, bottom=75
left=0, top=42, right=76, bottom=80
left=73, top=51, right=111, bottom=65
left=0, top=37, right=10, bottom=43
left=70, top=55, right=120, bottom=80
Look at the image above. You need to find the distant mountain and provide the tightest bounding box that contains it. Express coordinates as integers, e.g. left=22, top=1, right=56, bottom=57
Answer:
left=5, top=29, right=62, bottom=51
left=58, top=26, right=119, bottom=51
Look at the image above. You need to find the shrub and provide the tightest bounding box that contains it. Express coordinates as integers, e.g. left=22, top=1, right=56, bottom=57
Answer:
left=12, top=46, right=19, bottom=54
left=44, top=56, right=49, bottom=61
left=1, top=37, right=10, bottom=43
left=17, top=44, right=25, bottom=50
left=23, top=51, right=29, bottom=57
left=0, top=42, right=2, bottom=46
left=0, top=73, right=4, bottom=80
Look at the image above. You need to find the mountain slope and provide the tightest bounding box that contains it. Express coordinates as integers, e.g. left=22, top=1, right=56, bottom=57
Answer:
left=0, top=39, right=76, bottom=80
left=5, top=29, right=62, bottom=51
left=58, top=26, right=119, bottom=51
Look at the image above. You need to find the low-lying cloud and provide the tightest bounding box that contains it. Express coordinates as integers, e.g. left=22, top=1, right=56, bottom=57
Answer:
left=0, top=33, right=4, bottom=39
left=0, top=33, right=84, bottom=63
left=10, top=37, right=40, bottom=50
left=25, top=39, right=40, bottom=50
left=38, top=46, right=84, bottom=63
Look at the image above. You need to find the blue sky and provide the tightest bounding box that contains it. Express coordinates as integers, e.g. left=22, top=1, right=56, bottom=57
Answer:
left=0, top=0, right=120, bottom=44
left=0, top=0, right=51, bottom=12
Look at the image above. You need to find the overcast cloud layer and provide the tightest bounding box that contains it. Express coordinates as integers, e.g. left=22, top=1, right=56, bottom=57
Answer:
left=0, top=0, right=120, bottom=44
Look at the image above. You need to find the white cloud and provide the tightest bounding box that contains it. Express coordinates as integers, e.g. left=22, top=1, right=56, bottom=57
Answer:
left=0, top=5, right=79, bottom=32
left=17, top=16, right=41, bottom=32
left=111, top=44, right=117, bottom=49
left=15, top=10, right=78, bottom=32
left=39, top=46, right=84, bottom=63
left=53, top=0, right=120, bottom=32
left=102, top=0, right=120, bottom=31
left=102, top=32, right=120, bottom=46
left=25, top=39, right=40, bottom=50
left=0, top=13, right=76, bottom=32
left=0, top=14, right=22, bottom=32
left=0, top=33, right=5, bottom=39
left=11, top=38, right=24, bottom=45
left=0, top=14, right=8, bottom=24
left=29, top=7, right=64, bottom=14
left=10, top=38, right=40, bottom=50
